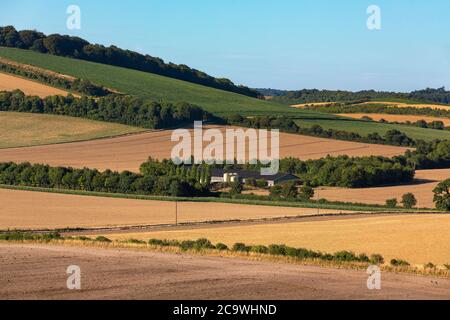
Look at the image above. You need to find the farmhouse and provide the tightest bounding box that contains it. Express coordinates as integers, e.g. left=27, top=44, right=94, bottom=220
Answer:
left=211, top=169, right=299, bottom=187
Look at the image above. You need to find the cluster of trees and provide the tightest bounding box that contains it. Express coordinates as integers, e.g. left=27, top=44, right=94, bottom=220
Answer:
left=269, top=182, right=315, bottom=200
left=306, top=103, right=450, bottom=123
left=376, top=118, right=448, bottom=131
left=403, top=140, right=450, bottom=169
left=385, top=193, right=417, bottom=209
left=0, top=160, right=211, bottom=197
left=433, top=179, right=450, bottom=211
left=227, top=114, right=416, bottom=147
left=0, top=26, right=259, bottom=98
left=0, top=61, right=111, bottom=96
left=256, top=87, right=450, bottom=105
left=0, top=90, right=215, bottom=129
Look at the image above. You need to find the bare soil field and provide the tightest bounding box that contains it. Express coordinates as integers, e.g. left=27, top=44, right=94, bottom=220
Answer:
left=0, top=112, right=145, bottom=148
left=107, top=214, right=450, bottom=266
left=0, top=72, right=73, bottom=98
left=0, top=188, right=355, bottom=231
left=0, top=125, right=410, bottom=172
left=316, top=169, right=450, bottom=209
left=339, top=113, right=450, bottom=126
left=1, top=243, right=450, bottom=300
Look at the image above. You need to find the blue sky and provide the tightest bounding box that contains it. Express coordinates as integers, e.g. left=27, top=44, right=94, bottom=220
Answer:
left=1, top=0, right=449, bottom=91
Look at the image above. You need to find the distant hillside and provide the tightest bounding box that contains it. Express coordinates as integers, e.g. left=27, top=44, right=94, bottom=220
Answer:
left=0, top=26, right=260, bottom=98
left=255, top=88, right=450, bottom=105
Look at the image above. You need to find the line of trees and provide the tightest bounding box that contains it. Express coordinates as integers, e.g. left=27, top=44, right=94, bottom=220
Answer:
left=0, top=90, right=216, bottom=129
left=256, top=87, right=450, bottom=105
left=0, top=26, right=260, bottom=98
left=0, top=60, right=111, bottom=96
left=0, top=160, right=212, bottom=197
left=227, top=114, right=416, bottom=147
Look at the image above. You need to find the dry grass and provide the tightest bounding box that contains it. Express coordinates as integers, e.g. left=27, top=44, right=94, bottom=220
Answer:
left=0, top=188, right=357, bottom=231
left=360, top=101, right=450, bottom=111
left=0, top=72, right=73, bottom=98
left=339, top=113, right=450, bottom=126
left=0, top=112, right=145, bottom=148
left=316, top=168, right=450, bottom=209
left=102, top=214, right=450, bottom=266
left=0, top=125, right=410, bottom=172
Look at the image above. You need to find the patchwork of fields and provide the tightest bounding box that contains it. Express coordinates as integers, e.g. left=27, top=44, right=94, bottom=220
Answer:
left=0, top=125, right=410, bottom=172
left=339, top=113, right=450, bottom=126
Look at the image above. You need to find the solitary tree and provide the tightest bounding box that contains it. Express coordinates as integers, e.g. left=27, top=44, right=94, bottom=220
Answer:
left=385, top=198, right=398, bottom=208
left=401, top=193, right=417, bottom=209
left=433, top=179, right=450, bottom=211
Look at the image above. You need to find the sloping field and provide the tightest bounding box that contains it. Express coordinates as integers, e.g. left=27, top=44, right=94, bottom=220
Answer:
left=0, top=47, right=333, bottom=118
left=108, top=214, right=450, bottom=266
left=0, top=125, right=410, bottom=172
left=0, top=72, right=72, bottom=98
left=339, top=113, right=450, bottom=126
left=295, top=117, right=450, bottom=141
left=0, top=188, right=355, bottom=231
left=3, top=244, right=450, bottom=300
left=0, top=112, right=145, bottom=148
left=316, top=169, right=450, bottom=209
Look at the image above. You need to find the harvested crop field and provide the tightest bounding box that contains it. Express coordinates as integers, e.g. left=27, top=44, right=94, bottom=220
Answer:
left=2, top=244, right=450, bottom=300
left=0, top=125, right=410, bottom=172
left=0, top=72, right=72, bottom=98
left=0, top=112, right=145, bottom=148
left=316, top=169, right=450, bottom=209
left=0, top=188, right=356, bottom=231
left=105, top=214, right=450, bottom=266
left=360, top=101, right=450, bottom=110
left=339, top=113, right=450, bottom=126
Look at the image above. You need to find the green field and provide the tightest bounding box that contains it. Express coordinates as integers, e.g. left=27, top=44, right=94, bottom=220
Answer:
left=294, top=117, right=450, bottom=141
left=0, top=111, right=145, bottom=148
left=0, top=47, right=334, bottom=118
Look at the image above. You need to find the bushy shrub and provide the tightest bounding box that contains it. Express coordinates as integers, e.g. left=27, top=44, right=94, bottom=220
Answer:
left=390, top=259, right=410, bottom=267
left=125, top=238, right=146, bottom=245
left=424, top=262, right=436, bottom=269
left=370, top=254, right=385, bottom=265
left=333, top=251, right=359, bottom=262
left=215, top=243, right=229, bottom=251
left=193, top=238, right=215, bottom=250
left=250, top=245, right=269, bottom=254
left=232, top=243, right=250, bottom=252
left=95, top=236, right=112, bottom=243
left=268, top=244, right=288, bottom=256
left=385, top=198, right=398, bottom=208
left=180, top=240, right=196, bottom=251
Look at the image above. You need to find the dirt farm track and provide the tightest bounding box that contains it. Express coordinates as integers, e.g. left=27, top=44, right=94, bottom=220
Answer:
left=0, top=126, right=410, bottom=172
left=1, top=244, right=450, bottom=300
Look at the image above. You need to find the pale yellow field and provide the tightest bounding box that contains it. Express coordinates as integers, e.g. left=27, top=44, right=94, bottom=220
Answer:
left=0, top=72, right=73, bottom=98
left=361, top=101, right=450, bottom=111
left=0, top=188, right=357, bottom=231
left=317, top=169, right=450, bottom=209
left=339, top=113, right=450, bottom=126
left=0, top=112, right=145, bottom=148
left=105, top=214, right=450, bottom=266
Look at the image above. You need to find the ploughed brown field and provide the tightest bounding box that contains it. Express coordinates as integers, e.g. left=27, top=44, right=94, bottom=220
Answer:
left=106, top=214, right=450, bottom=266
left=339, top=113, right=450, bottom=126
left=0, top=125, right=410, bottom=172
left=0, top=72, right=73, bottom=98
left=2, top=244, right=450, bottom=300
left=0, top=188, right=356, bottom=230
left=316, top=169, right=450, bottom=209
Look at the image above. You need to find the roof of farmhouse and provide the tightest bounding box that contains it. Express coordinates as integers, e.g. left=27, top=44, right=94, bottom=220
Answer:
left=211, top=169, right=298, bottom=181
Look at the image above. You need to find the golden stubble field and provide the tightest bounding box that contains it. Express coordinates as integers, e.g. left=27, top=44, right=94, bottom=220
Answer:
left=339, top=113, right=450, bottom=126
left=316, top=169, right=450, bottom=209
left=0, top=72, right=73, bottom=98
left=104, top=214, right=450, bottom=266
left=0, top=125, right=410, bottom=172
left=0, top=188, right=357, bottom=230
